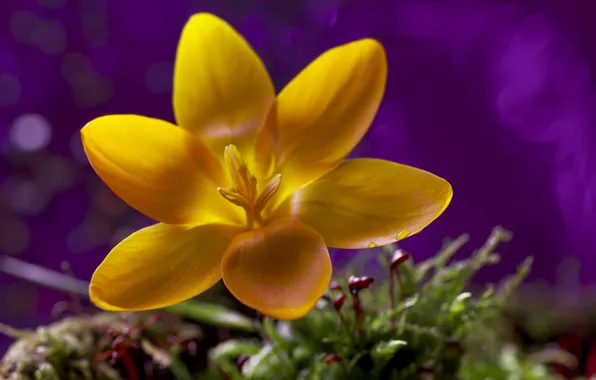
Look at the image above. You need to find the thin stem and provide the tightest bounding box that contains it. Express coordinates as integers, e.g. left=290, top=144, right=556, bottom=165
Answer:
left=340, top=358, right=350, bottom=378
left=245, top=210, right=255, bottom=229
left=0, top=256, right=89, bottom=297
left=60, top=262, right=84, bottom=314
left=396, top=270, right=404, bottom=302
left=0, top=322, right=33, bottom=338
left=389, top=268, right=396, bottom=328
left=351, top=291, right=363, bottom=342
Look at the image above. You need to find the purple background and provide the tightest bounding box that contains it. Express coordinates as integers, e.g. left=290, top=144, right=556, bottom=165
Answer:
left=2, top=0, right=596, bottom=353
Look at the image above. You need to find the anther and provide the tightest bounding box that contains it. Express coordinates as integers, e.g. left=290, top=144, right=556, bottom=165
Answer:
left=224, top=145, right=250, bottom=196
left=254, top=174, right=282, bottom=211
left=217, top=187, right=249, bottom=208
left=219, top=145, right=282, bottom=228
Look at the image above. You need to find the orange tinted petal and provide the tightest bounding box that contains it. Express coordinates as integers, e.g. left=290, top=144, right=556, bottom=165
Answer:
left=90, top=223, right=244, bottom=311
left=221, top=218, right=331, bottom=319
left=262, top=39, right=387, bottom=203
left=274, top=159, right=453, bottom=249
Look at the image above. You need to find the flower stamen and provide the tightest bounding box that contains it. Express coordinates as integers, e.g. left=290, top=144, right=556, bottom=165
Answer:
left=254, top=174, right=281, bottom=211
left=218, top=144, right=282, bottom=228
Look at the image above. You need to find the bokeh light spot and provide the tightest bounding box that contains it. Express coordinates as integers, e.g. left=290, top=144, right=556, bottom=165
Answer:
left=9, top=10, right=40, bottom=44
left=61, top=54, right=113, bottom=107
left=34, top=20, right=67, bottom=55
left=9, top=114, right=52, bottom=152
left=9, top=11, right=66, bottom=55
left=0, top=177, right=49, bottom=216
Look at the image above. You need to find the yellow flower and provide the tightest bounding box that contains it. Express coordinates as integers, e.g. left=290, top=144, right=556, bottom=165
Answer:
left=81, top=13, right=453, bottom=320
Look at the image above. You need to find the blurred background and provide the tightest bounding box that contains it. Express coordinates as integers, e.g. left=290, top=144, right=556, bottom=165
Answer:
left=1, top=0, right=596, bottom=354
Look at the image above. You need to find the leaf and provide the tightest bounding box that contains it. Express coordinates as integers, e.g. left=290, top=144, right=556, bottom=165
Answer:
left=141, top=339, right=172, bottom=367
left=496, top=257, right=533, bottom=302
left=0, top=322, right=33, bottom=339
left=210, top=339, right=262, bottom=362
left=243, top=345, right=277, bottom=379
left=450, top=292, right=472, bottom=315
left=373, top=340, right=407, bottom=357
left=169, top=345, right=194, bottom=380
left=370, top=295, right=419, bottom=330
left=261, top=318, right=292, bottom=351
left=34, top=363, right=60, bottom=380
left=165, top=301, right=257, bottom=332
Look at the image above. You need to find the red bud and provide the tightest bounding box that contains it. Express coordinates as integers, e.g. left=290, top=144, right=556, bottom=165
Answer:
left=391, top=250, right=410, bottom=269
left=236, top=354, right=250, bottom=371
left=348, top=275, right=375, bottom=292
left=329, top=280, right=343, bottom=291
left=332, top=293, right=346, bottom=310
left=324, top=353, right=341, bottom=364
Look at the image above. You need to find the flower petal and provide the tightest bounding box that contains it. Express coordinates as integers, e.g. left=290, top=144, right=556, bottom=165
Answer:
left=274, top=159, right=453, bottom=249
left=173, top=13, right=275, bottom=159
left=266, top=39, right=387, bottom=200
left=90, top=223, right=244, bottom=311
left=221, top=218, right=331, bottom=319
left=81, top=115, right=242, bottom=225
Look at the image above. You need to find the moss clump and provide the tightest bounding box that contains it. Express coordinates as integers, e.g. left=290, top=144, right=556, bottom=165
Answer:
left=205, top=227, right=563, bottom=379
left=0, top=312, right=206, bottom=379
left=1, top=227, right=573, bottom=379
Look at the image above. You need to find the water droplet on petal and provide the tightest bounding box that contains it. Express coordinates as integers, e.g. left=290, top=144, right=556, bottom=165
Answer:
left=396, top=230, right=411, bottom=241
left=367, top=242, right=377, bottom=248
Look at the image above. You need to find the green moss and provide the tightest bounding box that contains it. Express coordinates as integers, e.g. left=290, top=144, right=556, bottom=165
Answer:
left=205, top=227, right=566, bottom=380
left=1, top=313, right=202, bottom=380
left=1, top=228, right=575, bottom=379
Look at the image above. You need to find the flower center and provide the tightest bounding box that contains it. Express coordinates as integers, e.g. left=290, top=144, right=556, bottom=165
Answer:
left=217, top=145, right=281, bottom=228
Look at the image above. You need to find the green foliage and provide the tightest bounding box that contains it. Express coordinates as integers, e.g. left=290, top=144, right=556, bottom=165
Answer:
left=2, top=227, right=575, bottom=379
left=0, top=313, right=203, bottom=380
left=165, top=301, right=258, bottom=332
left=203, top=227, right=563, bottom=380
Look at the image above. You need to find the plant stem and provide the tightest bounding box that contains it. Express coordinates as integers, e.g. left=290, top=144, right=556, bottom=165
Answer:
left=351, top=291, right=363, bottom=342
left=0, top=323, right=32, bottom=338
left=0, top=256, right=89, bottom=297
left=396, top=271, right=404, bottom=302
left=389, top=268, right=396, bottom=328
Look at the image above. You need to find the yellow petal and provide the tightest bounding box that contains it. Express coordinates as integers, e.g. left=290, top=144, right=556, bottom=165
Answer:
left=274, top=159, right=453, bottom=249
left=221, top=218, right=331, bottom=319
left=90, top=223, right=244, bottom=311
left=81, top=115, right=242, bottom=225
left=266, top=39, right=387, bottom=202
left=173, top=13, right=275, bottom=161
